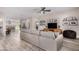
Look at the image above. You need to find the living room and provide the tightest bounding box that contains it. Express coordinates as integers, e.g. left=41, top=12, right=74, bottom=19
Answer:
left=20, top=7, right=79, bottom=51
left=0, top=7, right=79, bottom=51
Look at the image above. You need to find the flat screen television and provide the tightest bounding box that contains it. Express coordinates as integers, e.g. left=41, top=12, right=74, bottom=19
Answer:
left=48, top=23, right=57, bottom=28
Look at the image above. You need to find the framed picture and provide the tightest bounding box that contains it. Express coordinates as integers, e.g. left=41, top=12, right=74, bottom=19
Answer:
left=63, top=16, right=78, bottom=26
left=40, top=20, right=46, bottom=26
left=69, top=21, right=78, bottom=26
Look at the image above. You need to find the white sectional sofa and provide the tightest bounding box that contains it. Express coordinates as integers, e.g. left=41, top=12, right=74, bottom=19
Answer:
left=21, top=29, right=63, bottom=51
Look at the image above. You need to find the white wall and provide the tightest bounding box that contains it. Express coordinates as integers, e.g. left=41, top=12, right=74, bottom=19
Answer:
left=27, top=13, right=57, bottom=30
left=52, top=8, right=79, bottom=37
left=24, top=8, right=79, bottom=37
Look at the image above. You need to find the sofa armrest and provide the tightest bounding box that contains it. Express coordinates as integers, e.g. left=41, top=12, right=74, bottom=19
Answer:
left=55, top=34, right=63, bottom=50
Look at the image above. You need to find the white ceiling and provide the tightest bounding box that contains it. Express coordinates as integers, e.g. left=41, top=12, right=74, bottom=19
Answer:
left=0, top=7, right=78, bottom=19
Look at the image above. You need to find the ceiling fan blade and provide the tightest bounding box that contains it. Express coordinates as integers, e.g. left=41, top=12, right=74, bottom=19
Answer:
left=41, top=7, right=46, bottom=11
left=44, top=10, right=51, bottom=12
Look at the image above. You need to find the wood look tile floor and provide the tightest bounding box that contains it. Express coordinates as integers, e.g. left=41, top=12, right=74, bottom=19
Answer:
left=60, top=38, right=79, bottom=51
left=0, top=31, right=43, bottom=51
left=1, top=31, right=79, bottom=51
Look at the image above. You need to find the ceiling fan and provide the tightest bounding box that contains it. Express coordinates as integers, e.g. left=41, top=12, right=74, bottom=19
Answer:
left=34, top=7, right=51, bottom=14
left=40, top=7, right=51, bottom=14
